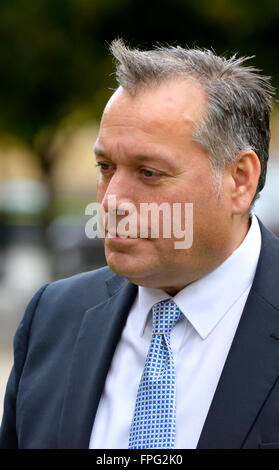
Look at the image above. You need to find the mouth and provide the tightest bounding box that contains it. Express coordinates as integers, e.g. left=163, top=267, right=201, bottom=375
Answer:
left=106, top=231, right=138, bottom=240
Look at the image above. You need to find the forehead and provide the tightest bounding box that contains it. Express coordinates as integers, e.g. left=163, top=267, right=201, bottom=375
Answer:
left=100, top=78, right=207, bottom=137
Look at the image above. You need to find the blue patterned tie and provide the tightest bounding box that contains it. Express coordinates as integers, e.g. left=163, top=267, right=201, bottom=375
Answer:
left=128, top=300, right=182, bottom=449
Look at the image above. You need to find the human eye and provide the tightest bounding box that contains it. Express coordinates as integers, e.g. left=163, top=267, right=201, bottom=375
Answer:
left=95, top=161, right=114, bottom=173
left=140, top=168, right=162, bottom=180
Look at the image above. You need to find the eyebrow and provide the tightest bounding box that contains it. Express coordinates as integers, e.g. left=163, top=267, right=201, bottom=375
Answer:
left=93, top=145, right=177, bottom=168
left=93, top=146, right=106, bottom=157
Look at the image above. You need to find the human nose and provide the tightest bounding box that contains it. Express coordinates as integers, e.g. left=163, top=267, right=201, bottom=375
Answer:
left=100, top=169, right=134, bottom=213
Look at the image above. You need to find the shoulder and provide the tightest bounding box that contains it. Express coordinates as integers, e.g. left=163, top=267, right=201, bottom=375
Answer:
left=258, top=218, right=279, bottom=248
left=42, top=265, right=115, bottom=307
left=15, top=266, right=118, bottom=345
left=253, top=218, right=279, bottom=308
left=257, top=218, right=279, bottom=271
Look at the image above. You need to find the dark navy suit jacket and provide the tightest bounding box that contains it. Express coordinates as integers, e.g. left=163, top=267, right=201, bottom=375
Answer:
left=1, top=221, right=279, bottom=449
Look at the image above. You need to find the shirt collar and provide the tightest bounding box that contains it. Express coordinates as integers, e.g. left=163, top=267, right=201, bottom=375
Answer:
left=136, top=213, right=261, bottom=339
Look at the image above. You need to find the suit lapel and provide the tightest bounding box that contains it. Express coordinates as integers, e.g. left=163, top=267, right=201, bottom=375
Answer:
left=197, top=223, right=279, bottom=449
left=58, top=275, right=137, bottom=449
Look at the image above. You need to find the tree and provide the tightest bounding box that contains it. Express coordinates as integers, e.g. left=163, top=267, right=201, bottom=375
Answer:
left=0, top=0, right=278, bottom=174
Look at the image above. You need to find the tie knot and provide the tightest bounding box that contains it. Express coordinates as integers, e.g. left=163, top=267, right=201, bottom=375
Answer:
left=152, top=300, right=182, bottom=335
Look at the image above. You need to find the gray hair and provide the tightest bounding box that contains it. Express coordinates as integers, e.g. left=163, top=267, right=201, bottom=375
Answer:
left=109, top=39, right=275, bottom=204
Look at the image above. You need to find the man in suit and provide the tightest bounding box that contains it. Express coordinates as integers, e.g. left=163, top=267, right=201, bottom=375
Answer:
left=1, top=39, right=279, bottom=449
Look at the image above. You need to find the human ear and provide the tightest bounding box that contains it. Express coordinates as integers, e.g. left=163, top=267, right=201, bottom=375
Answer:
left=231, top=150, right=261, bottom=215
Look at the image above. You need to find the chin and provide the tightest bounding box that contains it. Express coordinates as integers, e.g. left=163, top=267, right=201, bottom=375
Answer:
left=105, top=250, right=154, bottom=281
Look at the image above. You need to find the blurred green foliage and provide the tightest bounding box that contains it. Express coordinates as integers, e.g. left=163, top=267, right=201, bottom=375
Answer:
left=0, top=0, right=278, bottom=153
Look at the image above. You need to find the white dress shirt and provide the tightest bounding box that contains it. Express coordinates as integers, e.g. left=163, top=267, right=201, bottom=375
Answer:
left=89, top=214, right=261, bottom=449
